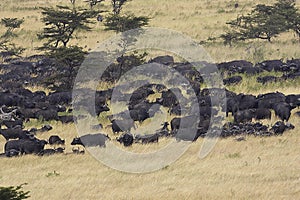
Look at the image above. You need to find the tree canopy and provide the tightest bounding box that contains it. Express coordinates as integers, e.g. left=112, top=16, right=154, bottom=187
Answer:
left=0, top=18, right=25, bottom=57
left=104, top=0, right=149, bottom=32
left=104, top=13, right=149, bottom=33
left=112, top=0, right=128, bottom=15
left=44, top=45, right=87, bottom=91
left=221, top=0, right=300, bottom=44
left=37, top=3, right=99, bottom=91
left=38, top=5, right=99, bottom=51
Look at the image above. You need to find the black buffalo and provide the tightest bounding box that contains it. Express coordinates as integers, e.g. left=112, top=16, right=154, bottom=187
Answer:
left=257, top=76, right=279, bottom=84
left=2, top=119, right=24, bottom=129
left=173, top=128, right=199, bottom=141
left=256, top=60, right=284, bottom=72
left=254, top=108, right=271, bottom=120
left=40, top=124, right=53, bottom=132
left=226, top=97, right=239, bottom=117
left=257, top=92, right=286, bottom=109
left=4, top=149, right=20, bottom=157
left=0, top=128, right=33, bottom=141
left=71, top=133, right=110, bottom=147
left=223, top=76, right=242, bottom=85
left=47, top=91, right=72, bottom=105
left=273, top=102, right=294, bottom=121
left=236, top=94, right=257, bottom=110
left=233, top=109, right=256, bottom=123
left=135, top=133, right=159, bottom=144
left=49, top=135, right=65, bottom=145
left=38, top=147, right=65, bottom=156
left=270, top=121, right=295, bottom=135
left=35, top=109, right=58, bottom=121
left=111, top=119, right=135, bottom=134
left=5, top=138, right=48, bottom=156
left=117, top=133, right=134, bottom=147
left=285, top=94, right=300, bottom=108
left=129, top=108, right=150, bottom=122
left=58, top=115, right=75, bottom=124
left=170, top=115, right=199, bottom=131
left=95, top=104, right=110, bottom=116
left=149, top=55, right=174, bottom=65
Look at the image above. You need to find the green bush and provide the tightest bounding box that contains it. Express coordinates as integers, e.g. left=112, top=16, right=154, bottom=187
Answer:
left=221, top=0, right=300, bottom=44
left=0, top=183, right=30, bottom=200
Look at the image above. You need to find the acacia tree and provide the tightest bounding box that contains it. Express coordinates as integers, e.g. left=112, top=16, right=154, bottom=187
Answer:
left=38, top=5, right=99, bottom=90
left=103, top=0, right=149, bottom=81
left=111, top=0, right=127, bottom=15
left=42, top=45, right=87, bottom=91
left=104, top=0, right=149, bottom=32
left=276, top=0, right=300, bottom=39
left=38, top=5, right=98, bottom=51
left=293, top=15, right=300, bottom=39
left=84, top=0, right=104, bottom=10
left=221, top=0, right=300, bottom=44
left=104, top=13, right=149, bottom=33
left=0, top=18, right=25, bottom=57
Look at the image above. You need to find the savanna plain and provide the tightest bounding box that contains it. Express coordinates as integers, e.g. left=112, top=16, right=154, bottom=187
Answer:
left=0, top=0, right=300, bottom=199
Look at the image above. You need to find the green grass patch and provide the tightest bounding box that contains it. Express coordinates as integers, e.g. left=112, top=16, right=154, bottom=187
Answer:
left=226, top=152, right=241, bottom=159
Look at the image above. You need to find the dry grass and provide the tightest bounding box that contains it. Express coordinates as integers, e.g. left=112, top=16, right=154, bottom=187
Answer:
left=0, top=89, right=299, bottom=199
left=0, top=118, right=299, bottom=199
left=227, top=73, right=300, bottom=95
left=1, top=0, right=300, bottom=199
left=0, top=0, right=299, bottom=62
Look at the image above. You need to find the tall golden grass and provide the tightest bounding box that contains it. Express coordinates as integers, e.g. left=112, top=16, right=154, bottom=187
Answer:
left=0, top=0, right=299, bottom=62
left=0, top=0, right=300, bottom=199
left=0, top=116, right=299, bottom=199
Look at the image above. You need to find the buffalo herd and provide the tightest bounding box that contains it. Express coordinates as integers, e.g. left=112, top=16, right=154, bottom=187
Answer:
left=0, top=55, right=299, bottom=157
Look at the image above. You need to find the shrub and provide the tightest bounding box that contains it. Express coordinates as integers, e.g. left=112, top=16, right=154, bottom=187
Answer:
left=0, top=183, right=30, bottom=200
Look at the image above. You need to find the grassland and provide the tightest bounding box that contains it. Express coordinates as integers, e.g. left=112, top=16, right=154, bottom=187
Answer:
left=0, top=0, right=299, bottom=62
left=0, top=114, right=299, bottom=199
left=0, top=0, right=300, bottom=199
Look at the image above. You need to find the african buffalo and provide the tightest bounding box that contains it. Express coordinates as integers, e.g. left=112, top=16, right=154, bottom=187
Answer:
left=171, top=115, right=199, bottom=131
left=257, top=76, right=279, bottom=84
left=58, top=115, right=75, bottom=124
left=49, top=135, right=65, bottom=145
left=270, top=121, right=286, bottom=134
left=149, top=55, right=174, bottom=65
left=0, top=128, right=33, bottom=141
left=233, top=109, right=256, bottom=123
left=35, top=109, right=58, bottom=121
left=257, top=92, right=286, bottom=109
left=173, top=128, right=199, bottom=141
left=111, top=119, right=135, bottom=134
left=223, top=76, right=242, bottom=85
left=226, top=97, right=239, bottom=117
left=40, top=124, right=53, bottom=132
left=273, top=102, right=294, bottom=121
left=236, top=94, right=257, bottom=110
left=5, top=138, right=48, bottom=156
left=117, top=133, right=134, bottom=147
left=135, top=133, right=159, bottom=144
left=285, top=94, right=300, bottom=108
left=254, top=108, right=271, bottom=120
left=38, top=147, right=65, bottom=156
left=256, top=60, right=284, bottom=72
left=2, top=119, right=24, bottom=129
left=71, top=133, right=110, bottom=147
